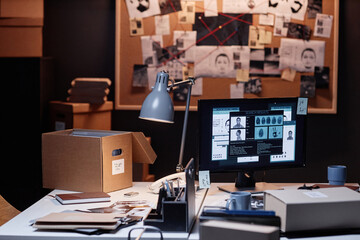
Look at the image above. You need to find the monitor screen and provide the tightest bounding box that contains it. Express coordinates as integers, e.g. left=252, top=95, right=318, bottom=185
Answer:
left=198, top=98, right=307, bottom=188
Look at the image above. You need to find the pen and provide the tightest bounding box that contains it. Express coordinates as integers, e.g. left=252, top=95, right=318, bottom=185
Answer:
left=169, top=181, right=175, bottom=197
left=175, top=187, right=184, bottom=201
left=164, top=180, right=171, bottom=197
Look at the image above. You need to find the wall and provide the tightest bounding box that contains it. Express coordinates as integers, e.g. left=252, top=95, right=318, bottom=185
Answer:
left=1, top=0, right=359, bottom=211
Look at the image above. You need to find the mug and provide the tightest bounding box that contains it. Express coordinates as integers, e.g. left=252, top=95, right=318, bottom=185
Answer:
left=226, top=191, right=251, bottom=210
left=328, top=165, right=347, bottom=185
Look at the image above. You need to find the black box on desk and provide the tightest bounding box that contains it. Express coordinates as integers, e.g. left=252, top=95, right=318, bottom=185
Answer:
left=264, top=187, right=360, bottom=232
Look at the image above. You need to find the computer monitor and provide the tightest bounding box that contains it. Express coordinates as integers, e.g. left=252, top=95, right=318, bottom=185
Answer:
left=198, top=97, right=307, bottom=192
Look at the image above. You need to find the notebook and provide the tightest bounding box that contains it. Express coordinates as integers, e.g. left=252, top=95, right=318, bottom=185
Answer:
left=55, top=192, right=111, bottom=205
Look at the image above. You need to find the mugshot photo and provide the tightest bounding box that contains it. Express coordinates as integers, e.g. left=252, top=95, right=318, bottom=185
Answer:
left=230, top=129, right=246, bottom=141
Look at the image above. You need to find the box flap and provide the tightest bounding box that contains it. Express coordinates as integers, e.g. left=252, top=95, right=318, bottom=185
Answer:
left=131, top=132, right=157, bottom=164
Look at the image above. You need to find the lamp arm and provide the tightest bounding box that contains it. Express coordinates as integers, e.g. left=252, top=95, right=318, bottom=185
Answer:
left=176, top=82, right=192, bottom=172
left=169, top=77, right=195, bottom=89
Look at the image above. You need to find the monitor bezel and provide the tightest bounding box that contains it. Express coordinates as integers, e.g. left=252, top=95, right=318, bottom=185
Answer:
left=198, top=97, right=307, bottom=173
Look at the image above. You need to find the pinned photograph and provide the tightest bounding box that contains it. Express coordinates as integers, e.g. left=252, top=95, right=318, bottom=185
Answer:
left=314, top=66, right=329, bottom=88
left=173, top=31, right=197, bottom=62
left=178, top=1, right=195, bottom=24
left=173, top=79, right=188, bottom=101
left=159, top=0, right=182, bottom=15
left=244, top=78, right=262, bottom=94
left=249, top=26, right=265, bottom=49
left=132, top=65, right=149, bottom=87
left=307, top=0, right=322, bottom=19
left=264, top=48, right=281, bottom=76
left=129, top=18, right=144, bottom=36
left=279, top=38, right=325, bottom=72
left=141, top=35, right=163, bottom=66
left=287, top=23, right=311, bottom=41
left=268, top=0, right=308, bottom=21
left=273, top=14, right=290, bottom=37
left=300, top=75, right=316, bottom=98
left=125, top=0, right=161, bottom=19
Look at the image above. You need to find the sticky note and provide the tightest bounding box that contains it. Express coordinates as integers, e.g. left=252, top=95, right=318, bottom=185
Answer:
left=199, top=170, right=211, bottom=189
left=281, top=68, right=296, bottom=82
left=297, top=97, right=308, bottom=115
left=236, top=69, right=249, bottom=82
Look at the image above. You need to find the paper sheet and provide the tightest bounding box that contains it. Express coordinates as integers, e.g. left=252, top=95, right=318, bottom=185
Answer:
left=178, top=1, right=195, bottom=24
left=274, top=14, right=290, bottom=37
left=259, top=14, right=274, bottom=26
left=230, top=83, right=244, bottom=99
left=222, top=0, right=268, bottom=14
left=155, top=15, right=170, bottom=35
left=141, top=35, right=163, bottom=66
left=129, top=18, right=144, bottom=36
left=173, top=30, right=197, bottom=62
left=125, top=0, right=161, bottom=19
left=314, top=14, right=333, bottom=38
left=194, top=46, right=250, bottom=78
left=204, top=0, right=218, bottom=17
left=279, top=38, right=325, bottom=72
left=267, top=0, right=308, bottom=21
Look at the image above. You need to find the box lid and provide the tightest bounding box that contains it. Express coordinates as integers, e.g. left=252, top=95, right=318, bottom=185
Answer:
left=67, top=129, right=156, bottom=164
left=265, top=187, right=360, bottom=204
left=50, top=101, right=113, bottom=113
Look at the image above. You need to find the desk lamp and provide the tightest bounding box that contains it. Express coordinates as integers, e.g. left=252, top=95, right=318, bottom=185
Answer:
left=139, top=70, right=195, bottom=172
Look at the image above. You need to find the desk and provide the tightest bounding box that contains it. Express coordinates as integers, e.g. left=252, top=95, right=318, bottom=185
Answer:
left=0, top=182, right=359, bottom=240
left=0, top=182, right=207, bottom=240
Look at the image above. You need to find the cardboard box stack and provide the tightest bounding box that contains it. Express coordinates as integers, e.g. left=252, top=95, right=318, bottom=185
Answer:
left=0, top=0, right=44, bottom=57
left=67, top=78, right=111, bottom=105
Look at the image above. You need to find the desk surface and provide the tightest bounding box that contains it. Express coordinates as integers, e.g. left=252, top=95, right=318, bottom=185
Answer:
left=0, top=182, right=359, bottom=240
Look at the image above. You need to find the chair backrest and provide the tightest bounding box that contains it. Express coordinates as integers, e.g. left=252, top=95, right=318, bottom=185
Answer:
left=0, top=195, right=20, bottom=226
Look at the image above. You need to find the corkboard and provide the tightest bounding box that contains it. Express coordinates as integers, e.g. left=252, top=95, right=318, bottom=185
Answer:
left=115, top=0, right=339, bottom=113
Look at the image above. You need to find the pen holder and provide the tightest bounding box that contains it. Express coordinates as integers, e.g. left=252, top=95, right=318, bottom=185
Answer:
left=144, top=159, right=196, bottom=232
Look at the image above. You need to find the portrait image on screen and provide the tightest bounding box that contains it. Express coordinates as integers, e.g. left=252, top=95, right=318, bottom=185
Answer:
left=198, top=98, right=307, bottom=192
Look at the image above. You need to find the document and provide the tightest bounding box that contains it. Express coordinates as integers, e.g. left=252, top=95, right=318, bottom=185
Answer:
left=222, top=0, right=268, bottom=14
left=314, top=14, right=333, bottom=38
left=125, top=0, right=160, bottom=19
left=267, top=0, right=308, bottom=21
left=155, top=15, right=170, bottom=35
left=279, top=38, right=325, bottom=72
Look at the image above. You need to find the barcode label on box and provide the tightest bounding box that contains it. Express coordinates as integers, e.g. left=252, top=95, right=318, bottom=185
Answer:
left=112, top=159, right=124, bottom=175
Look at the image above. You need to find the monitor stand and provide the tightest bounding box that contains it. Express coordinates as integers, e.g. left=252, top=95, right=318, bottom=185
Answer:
left=217, top=171, right=282, bottom=193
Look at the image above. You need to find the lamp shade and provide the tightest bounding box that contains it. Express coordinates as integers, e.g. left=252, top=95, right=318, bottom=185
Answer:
left=139, top=71, right=174, bottom=123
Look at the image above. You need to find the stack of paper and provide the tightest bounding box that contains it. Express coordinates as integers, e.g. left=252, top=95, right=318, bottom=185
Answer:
left=67, top=78, right=111, bottom=104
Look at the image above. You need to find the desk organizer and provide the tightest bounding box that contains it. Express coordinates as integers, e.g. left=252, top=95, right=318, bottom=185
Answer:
left=144, top=159, right=195, bottom=232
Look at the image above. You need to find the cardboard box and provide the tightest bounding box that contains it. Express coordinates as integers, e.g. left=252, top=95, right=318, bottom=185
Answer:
left=42, top=129, right=157, bottom=192
left=0, top=26, right=42, bottom=57
left=264, top=187, right=360, bottom=232
left=0, top=0, right=43, bottom=18
left=49, top=101, right=113, bottom=131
